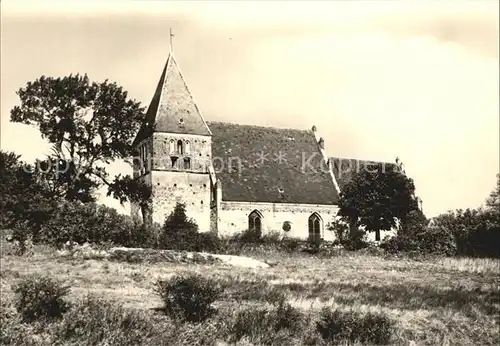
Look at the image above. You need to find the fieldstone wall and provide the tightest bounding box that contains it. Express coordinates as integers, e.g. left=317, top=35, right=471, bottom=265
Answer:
left=217, top=201, right=339, bottom=240
left=132, top=132, right=213, bottom=231
left=151, top=133, right=212, bottom=173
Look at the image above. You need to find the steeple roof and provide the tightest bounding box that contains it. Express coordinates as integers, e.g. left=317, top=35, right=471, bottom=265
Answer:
left=134, top=52, right=211, bottom=145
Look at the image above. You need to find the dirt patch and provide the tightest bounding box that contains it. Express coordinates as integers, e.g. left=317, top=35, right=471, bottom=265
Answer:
left=57, top=244, right=270, bottom=269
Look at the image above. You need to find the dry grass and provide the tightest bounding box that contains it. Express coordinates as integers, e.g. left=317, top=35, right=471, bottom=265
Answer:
left=1, top=237, right=498, bottom=345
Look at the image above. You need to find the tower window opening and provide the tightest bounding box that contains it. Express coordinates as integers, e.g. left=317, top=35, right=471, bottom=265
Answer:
left=177, top=140, right=184, bottom=155
left=171, top=156, right=178, bottom=168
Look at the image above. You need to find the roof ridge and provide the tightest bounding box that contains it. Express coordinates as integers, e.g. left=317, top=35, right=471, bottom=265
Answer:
left=330, top=156, right=396, bottom=165
left=207, top=120, right=311, bottom=133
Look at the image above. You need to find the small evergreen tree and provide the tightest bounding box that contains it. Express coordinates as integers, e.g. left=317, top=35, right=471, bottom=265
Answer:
left=159, top=203, right=200, bottom=251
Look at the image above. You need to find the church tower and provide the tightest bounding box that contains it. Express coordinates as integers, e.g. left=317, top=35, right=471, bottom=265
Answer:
left=131, top=49, right=213, bottom=232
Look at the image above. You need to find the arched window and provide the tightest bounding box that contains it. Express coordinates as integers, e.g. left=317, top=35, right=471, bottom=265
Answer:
left=248, top=210, right=263, bottom=232
left=169, top=139, right=175, bottom=154
left=177, top=140, right=184, bottom=155
left=308, top=213, right=322, bottom=241
left=183, top=157, right=191, bottom=170
left=185, top=141, right=190, bottom=154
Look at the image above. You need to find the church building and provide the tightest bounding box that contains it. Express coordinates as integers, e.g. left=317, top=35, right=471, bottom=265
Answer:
left=131, top=49, right=398, bottom=242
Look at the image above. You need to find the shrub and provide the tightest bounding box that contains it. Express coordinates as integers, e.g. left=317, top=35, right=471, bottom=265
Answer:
left=382, top=207, right=500, bottom=258
left=328, top=218, right=369, bottom=251
left=274, top=299, right=305, bottom=332
left=382, top=210, right=456, bottom=256
left=39, top=200, right=95, bottom=245
left=127, top=221, right=161, bottom=249
left=261, top=230, right=282, bottom=244
left=328, top=218, right=350, bottom=244
left=232, top=306, right=273, bottom=341
left=444, top=208, right=500, bottom=258
left=302, top=238, right=322, bottom=254
left=360, top=312, right=395, bottom=345
left=234, top=229, right=282, bottom=246
left=197, top=231, right=224, bottom=254
left=36, top=200, right=158, bottom=248
left=231, top=300, right=305, bottom=343
left=281, top=237, right=302, bottom=252
left=316, top=307, right=393, bottom=345
left=238, top=227, right=262, bottom=244
left=9, top=234, right=35, bottom=257
left=0, top=299, right=22, bottom=345
left=342, top=228, right=369, bottom=251
left=154, top=273, right=223, bottom=323
left=55, top=295, right=158, bottom=345
left=12, top=274, right=70, bottom=322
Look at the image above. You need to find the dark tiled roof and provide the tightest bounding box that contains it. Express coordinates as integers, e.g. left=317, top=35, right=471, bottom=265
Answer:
left=329, top=157, right=399, bottom=190
left=208, top=121, right=339, bottom=205
left=133, top=53, right=211, bottom=145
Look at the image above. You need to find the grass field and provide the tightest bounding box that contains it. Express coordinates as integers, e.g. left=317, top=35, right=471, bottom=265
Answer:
left=1, top=238, right=498, bottom=345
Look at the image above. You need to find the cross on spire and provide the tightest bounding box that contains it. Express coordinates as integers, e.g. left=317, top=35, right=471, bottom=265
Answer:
left=169, top=28, right=174, bottom=53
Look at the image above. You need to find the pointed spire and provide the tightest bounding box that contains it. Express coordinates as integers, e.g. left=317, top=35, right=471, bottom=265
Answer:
left=136, top=49, right=211, bottom=141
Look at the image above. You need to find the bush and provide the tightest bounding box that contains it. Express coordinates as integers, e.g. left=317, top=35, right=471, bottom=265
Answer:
left=261, top=230, right=282, bottom=244
left=328, top=218, right=350, bottom=244
left=238, top=227, right=262, bottom=244
left=197, top=231, right=224, bottom=254
left=55, top=295, right=158, bottom=345
left=231, top=300, right=305, bottom=343
left=316, top=307, right=393, bottom=345
left=127, top=221, right=161, bottom=249
left=12, top=274, right=70, bottom=322
left=232, top=306, right=273, bottom=341
left=234, top=228, right=283, bottom=246
left=36, top=200, right=158, bottom=248
left=328, top=218, right=369, bottom=251
left=154, top=273, right=223, bottom=323
left=383, top=206, right=500, bottom=258
left=281, top=237, right=302, bottom=252
left=445, top=208, right=500, bottom=258
left=342, top=228, right=369, bottom=251
left=274, top=299, right=305, bottom=332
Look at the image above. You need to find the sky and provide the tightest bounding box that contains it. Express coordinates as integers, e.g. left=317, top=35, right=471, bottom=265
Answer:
left=1, top=0, right=499, bottom=217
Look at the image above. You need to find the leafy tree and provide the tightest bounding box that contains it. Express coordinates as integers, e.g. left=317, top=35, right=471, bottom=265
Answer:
left=0, top=150, right=58, bottom=236
left=485, top=174, right=500, bottom=211
left=338, top=162, right=419, bottom=237
left=34, top=156, right=97, bottom=203
left=10, top=74, right=149, bottom=205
